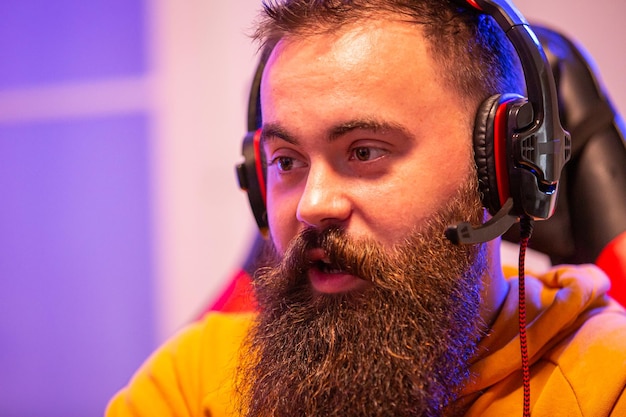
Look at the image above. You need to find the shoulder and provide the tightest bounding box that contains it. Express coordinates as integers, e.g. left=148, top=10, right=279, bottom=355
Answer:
left=195, top=311, right=256, bottom=346
left=547, top=294, right=626, bottom=368
left=106, top=312, right=255, bottom=417
left=159, top=311, right=254, bottom=372
left=535, top=264, right=626, bottom=382
left=540, top=288, right=626, bottom=416
left=432, top=261, right=626, bottom=416
left=142, top=311, right=255, bottom=375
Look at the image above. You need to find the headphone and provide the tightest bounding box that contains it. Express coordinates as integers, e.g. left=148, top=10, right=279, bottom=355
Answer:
left=236, top=0, right=571, bottom=243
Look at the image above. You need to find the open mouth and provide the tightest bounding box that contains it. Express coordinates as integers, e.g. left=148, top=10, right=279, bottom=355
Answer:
left=313, top=258, right=344, bottom=274
left=304, top=246, right=369, bottom=293
left=307, top=248, right=345, bottom=274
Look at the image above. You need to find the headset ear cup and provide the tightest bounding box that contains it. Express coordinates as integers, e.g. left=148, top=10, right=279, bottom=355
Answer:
left=473, top=94, right=505, bottom=215
left=237, top=52, right=270, bottom=236
left=236, top=129, right=269, bottom=237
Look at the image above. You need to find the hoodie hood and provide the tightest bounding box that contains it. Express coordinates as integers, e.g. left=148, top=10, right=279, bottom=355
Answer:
left=460, top=264, right=617, bottom=405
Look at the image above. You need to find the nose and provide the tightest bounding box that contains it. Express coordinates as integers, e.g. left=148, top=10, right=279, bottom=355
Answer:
left=296, top=163, right=352, bottom=229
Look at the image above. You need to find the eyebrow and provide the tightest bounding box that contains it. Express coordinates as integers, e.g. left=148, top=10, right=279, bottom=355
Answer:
left=260, top=123, right=297, bottom=145
left=328, top=119, right=413, bottom=141
left=260, top=118, right=414, bottom=145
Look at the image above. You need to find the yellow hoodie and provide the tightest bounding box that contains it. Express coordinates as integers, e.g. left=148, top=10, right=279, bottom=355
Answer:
left=106, top=265, right=626, bottom=416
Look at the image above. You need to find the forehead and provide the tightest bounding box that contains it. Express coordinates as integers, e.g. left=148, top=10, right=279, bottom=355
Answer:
left=259, top=18, right=459, bottom=130
left=264, top=18, right=437, bottom=84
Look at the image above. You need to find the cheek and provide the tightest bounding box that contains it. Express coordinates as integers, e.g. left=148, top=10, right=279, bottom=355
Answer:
left=266, top=186, right=300, bottom=254
left=366, top=188, right=432, bottom=241
left=369, top=153, right=472, bottom=237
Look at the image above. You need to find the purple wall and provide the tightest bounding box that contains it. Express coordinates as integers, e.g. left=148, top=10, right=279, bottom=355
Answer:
left=0, top=1, right=155, bottom=416
left=0, top=0, right=146, bottom=87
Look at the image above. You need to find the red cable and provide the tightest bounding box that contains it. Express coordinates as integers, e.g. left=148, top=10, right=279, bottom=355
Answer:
left=518, top=217, right=533, bottom=417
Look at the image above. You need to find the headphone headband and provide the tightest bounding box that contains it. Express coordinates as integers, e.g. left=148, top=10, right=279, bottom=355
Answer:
left=460, top=0, right=569, bottom=183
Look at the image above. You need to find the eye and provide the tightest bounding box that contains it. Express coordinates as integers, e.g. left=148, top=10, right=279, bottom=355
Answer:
left=268, top=155, right=306, bottom=172
left=350, top=146, right=388, bottom=162
left=273, top=156, right=294, bottom=172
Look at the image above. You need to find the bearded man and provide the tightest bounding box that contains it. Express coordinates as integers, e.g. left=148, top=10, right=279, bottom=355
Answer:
left=107, top=1, right=626, bottom=416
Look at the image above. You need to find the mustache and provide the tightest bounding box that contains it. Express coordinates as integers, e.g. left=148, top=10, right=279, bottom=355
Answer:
left=275, top=225, right=391, bottom=285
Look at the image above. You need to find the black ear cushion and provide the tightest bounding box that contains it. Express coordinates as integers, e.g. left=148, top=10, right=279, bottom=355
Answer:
left=473, top=94, right=504, bottom=215
left=236, top=129, right=269, bottom=237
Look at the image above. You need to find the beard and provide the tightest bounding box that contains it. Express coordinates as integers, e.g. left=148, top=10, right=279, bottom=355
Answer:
left=236, top=175, right=488, bottom=417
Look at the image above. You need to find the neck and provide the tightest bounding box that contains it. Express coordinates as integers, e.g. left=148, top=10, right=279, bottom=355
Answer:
left=479, top=237, right=509, bottom=329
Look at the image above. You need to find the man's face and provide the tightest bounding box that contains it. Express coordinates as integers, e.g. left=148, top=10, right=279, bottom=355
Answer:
left=261, top=19, right=476, bottom=293
left=239, top=19, right=487, bottom=416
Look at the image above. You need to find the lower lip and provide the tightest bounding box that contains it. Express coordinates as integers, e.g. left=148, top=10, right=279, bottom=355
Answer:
left=308, top=268, right=368, bottom=294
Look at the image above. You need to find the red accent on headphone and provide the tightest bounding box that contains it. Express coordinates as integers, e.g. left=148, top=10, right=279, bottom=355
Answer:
left=494, top=100, right=511, bottom=207
left=253, top=128, right=267, bottom=205
left=466, top=0, right=483, bottom=11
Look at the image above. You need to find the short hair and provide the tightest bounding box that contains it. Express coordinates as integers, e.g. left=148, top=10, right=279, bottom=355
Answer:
left=253, top=0, right=524, bottom=112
